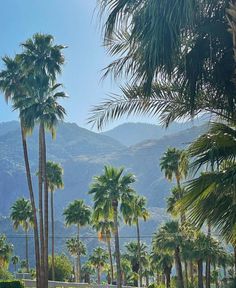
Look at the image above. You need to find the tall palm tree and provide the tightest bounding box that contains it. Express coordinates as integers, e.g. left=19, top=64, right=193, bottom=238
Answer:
left=92, top=213, right=114, bottom=283
left=89, top=165, right=136, bottom=288
left=124, top=195, right=150, bottom=286
left=89, top=247, right=109, bottom=285
left=11, top=255, right=20, bottom=273
left=66, top=237, right=86, bottom=282
left=64, top=200, right=91, bottom=282
left=0, top=55, right=41, bottom=286
left=153, top=221, right=185, bottom=288
left=10, top=198, right=34, bottom=272
left=20, top=33, right=66, bottom=287
left=45, top=161, right=64, bottom=281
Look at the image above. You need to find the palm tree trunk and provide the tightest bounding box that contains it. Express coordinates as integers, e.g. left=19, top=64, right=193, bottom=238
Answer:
left=234, top=245, right=236, bottom=275
left=51, top=190, right=55, bottom=281
left=206, top=223, right=211, bottom=288
left=25, top=229, right=29, bottom=272
left=184, top=260, right=188, bottom=288
left=145, top=273, right=149, bottom=287
left=197, top=259, right=204, bottom=288
left=112, top=201, right=122, bottom=288
left=38, top=123, right=45, bottom=287
left=164, top=269, right=171, bottom=288
left=174, top=246, right=184, bottom=288
left=176, top=178, right=186, bottom=223
left=136, top=218, right=142, bottom=287
left=41, top=124, right=49, bottom=288
left=107, top=236, right=114, bottom=283
left=20, top=122, right=41, bottom=288
left=190, top=260, right=194, bottom=283
left=97, top=267, right=101, bottom=285
left=77, top=224, right=81, bottom=282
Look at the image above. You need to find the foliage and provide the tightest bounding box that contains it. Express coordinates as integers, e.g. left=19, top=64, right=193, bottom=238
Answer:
left=63, top=200, right=91, bottom=228
left=48, top=254, right=72, bottom=281
left=66, top=238, right=86, bottom=257
left=0, top=235, right=13, bottom=269
left=46, top=161, right=64, bottom=192
left=90, top=0, right=236, bottom=130
left=10, top=198, right=33, bottom=231
left=0, top=281, right=24, bottom=288
left=0, top=269, right=13, bottom=280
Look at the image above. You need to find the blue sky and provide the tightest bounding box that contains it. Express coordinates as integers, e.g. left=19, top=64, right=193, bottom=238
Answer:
left=0, top=0, right=157, bottom=131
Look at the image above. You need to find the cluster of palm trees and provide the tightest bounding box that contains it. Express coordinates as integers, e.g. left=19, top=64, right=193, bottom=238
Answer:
left=63, top=165, right=150, bottom=287
left=0, top=33, right=67, bottom=288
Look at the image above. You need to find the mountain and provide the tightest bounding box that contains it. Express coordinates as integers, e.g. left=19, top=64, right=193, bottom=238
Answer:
left=0, top=120, right=208, bottom=267
left=0, top=121, right=208, bottom=217
left=102, top=119, right=207, bottom=146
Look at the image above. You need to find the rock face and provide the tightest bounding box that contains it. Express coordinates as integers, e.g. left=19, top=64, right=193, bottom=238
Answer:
left=0, top=120, right=207, bottom=217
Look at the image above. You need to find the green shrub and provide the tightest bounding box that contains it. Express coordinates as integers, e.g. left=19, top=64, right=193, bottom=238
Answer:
left=0, top=280, right=24, bottom=288
left=0, top=269, right=13, bottom=280
left=48, top=254, right=72, bottom=281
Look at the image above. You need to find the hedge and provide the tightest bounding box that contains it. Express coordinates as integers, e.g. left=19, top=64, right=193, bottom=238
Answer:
left=0, top=281, right=24, bottom=288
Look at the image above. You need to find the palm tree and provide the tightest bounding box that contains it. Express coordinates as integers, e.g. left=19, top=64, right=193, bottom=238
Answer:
left=45, top=161, right=64, bottom=281
left=88, top=1, right=236, bottom=131
left=64, top=200, right=91, bottom=282
left=11, top=255, right=20, bottom=273
left=153, top=221, right=185, bottom=288
left=160, top=148, right=188, bottom=223
left=19, top=33, right=66, bottom=287
left=124, top=195, right=150, bottom=286
left=10, top=198, right=34, bottom=272
left=120, top=256, right=132, bottom=286
left=150, top=249, right=173, bottom=288
left=92, top=214, right=114, bottom=283
left=124, top=241, right=149, bottom=287
left=0, top=235, right=13, bottom=270
left=0, top=55, right=41, bottom=286
left=89, top=165, right=136, bottom=288
left=89, top=247, right=109, bottom=285
left=81, top=261, right=95, bottom=284
left=66, top=237, right=86, bottom=282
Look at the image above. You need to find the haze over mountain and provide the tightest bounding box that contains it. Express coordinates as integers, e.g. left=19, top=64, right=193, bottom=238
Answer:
left=0, top=120, right=209, bottom=266
left=102, top=118, right=207, bottom=146
left=0, top=120, right=208, bottom=217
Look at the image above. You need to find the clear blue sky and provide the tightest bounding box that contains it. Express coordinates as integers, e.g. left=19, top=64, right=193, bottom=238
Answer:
left=0, top=0, right=158, bottom=131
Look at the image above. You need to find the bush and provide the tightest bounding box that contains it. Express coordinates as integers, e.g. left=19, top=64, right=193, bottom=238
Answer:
left=0, top=281, right=24, bottom=288
left=48, top=254, right=72, bottom=281
left=0, top=269, right=13, bottom=280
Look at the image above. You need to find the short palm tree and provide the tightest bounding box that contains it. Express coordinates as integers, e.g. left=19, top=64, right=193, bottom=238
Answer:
left=11, top=255, right=20, bottom=273
left=92, top=213, right=114, bottom=283
left=150, top=249, right=173, bottom=288
left=81, top=261, right=95, bottom=284
left=66, top=237, right=86, bottom=282
left=123, top=195, right=150, bottom=286
left=89, top=165, right=136, bottom=288
left=153, top=221, right=185, bottom=288
left=10, top=198, right=33, bottom=272
left=46, top=161, right=64, bottom=281
left=89, top=247, right=109, bottom=285
left=124, top=241, right=149, bottom=287
left=64, top=200, right=91, bottom=282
